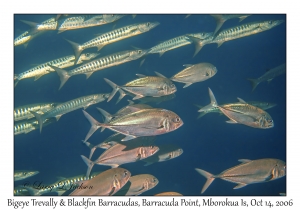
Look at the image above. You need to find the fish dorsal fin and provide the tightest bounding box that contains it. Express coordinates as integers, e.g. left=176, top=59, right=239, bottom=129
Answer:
left=34, top=74, right=43, bottom=81
left=136, top=74, right=146, bottom=78
left=85, top=72, right=93, bottom=79
left=237, top=97, right=247, bottom=104
left=154, top=71, right=167, bottom=78
left=238, top=159, right=252, bottom=163
left=183, top=83, right=193, bottom=88
left=233, top=183, right=247, bottom=189
left=55, top=115, right=62, bottom=121
left=183, top=64, right=193, bottom=68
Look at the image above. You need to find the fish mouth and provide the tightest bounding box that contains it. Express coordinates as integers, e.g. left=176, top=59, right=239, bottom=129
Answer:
left=151, top=22, right=160, bottom=29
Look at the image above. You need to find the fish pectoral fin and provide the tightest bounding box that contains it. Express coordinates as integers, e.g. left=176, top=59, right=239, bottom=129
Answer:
left=238, top=159, right=252, bottom=163
left=56, top=190, right=66, bottom=196
left=217, top=41, right=224, bottom=48
left=226, top=119, right=238, bottom=124
left=159, top=51, right=165, bottom=57
left=108, top=187, right=116, bottom=196
left=233, top=183, right=247, bottom=189
left=136, top=154, right=142, bottom=161
left=133, top=95, right=144, bottom=100
left=34, top=75, right=44, bottom=81
left=183, top=83, right=193, bottom=88
left=136, top=73, right=146, bottom=78
left=85, top=72, right=93, bottom=79
left=121, top=135, right=137, bottom=141
left=183, top=64, right=193, bottom=68
left=237, top=97, right=247, bottom=103
left=110, top=164, right=119, bottom=168
left=264, top=173, right=274, bottom=181
left=55, top=115, right=63, bottom=121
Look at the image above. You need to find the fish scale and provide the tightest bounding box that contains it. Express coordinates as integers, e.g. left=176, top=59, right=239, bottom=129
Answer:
left=148, top=35, right=191, bottom=54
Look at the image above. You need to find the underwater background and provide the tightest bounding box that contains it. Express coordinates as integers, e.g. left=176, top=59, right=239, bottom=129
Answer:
left=14, top=14, right=286, bottom=196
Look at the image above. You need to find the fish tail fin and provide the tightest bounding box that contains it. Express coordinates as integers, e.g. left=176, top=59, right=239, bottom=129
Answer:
left=81, top=155, right=94, bottom=179
left=20, top=20, right=39, bottom=33
left=82, top=140, right=98, bottom=159
left=211, top=15, right=226, bottom=38
left=22, top=186, right=43, bottom=196
left=30, top=111, right=44, bottom=133
left=14, top=77, right=20, bottom=87
left=198, top=88, right=218, bottom=112
left=65, top=39, right=82, bottom=64
left=49, top=65, right=70, bottom=90
left=247, top=78, right=259, bottom=92
left=82, top=110, right=102, bottom=142
left=185, top=35, right=205, bottom=57
left=104, top=78, right=126, bottom=103
left=96, top=107, right=112, bottom=132
left=195, top=168, right=215, bottom=194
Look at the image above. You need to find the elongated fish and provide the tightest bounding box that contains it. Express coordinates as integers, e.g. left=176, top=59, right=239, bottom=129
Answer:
left=170, top=62, right=218, bottom=88
left=199, top=88, right=274, bottom=128
left=196, top=99, right=276, bottom=119
left=143, top=144, right=183, bottom=166
left=148, top=32, right=211, bottom=57
left=14, top=103, right=57, bottom=121
left=67, top=22, right=159, bottom=61
left=52, top=49, right=149, bottom=89
left=14, top=17, right=56, bottom=48
left=69, top=168, right=131, bottom=196
left=114, top=174, right=159, bottom=195
left=31, top=93, right=109, bottom=133
left=247, top=63, right=286, bottom=91
left=14, top=186, right=31, bottom=196
left=195, top=158, right=286, bottom=194
left=23, top=172, right=102, bottom=196
left=14, top=170, right=39, bottom=181
left=82, top=108, right=183, bottom=142
left=81, top=142, right=159, bottom=177
left=104, top=72, right=176, bottom=103
left=14, top=53, right=99, bottom=87
left=22, top=15, right=125, bottom=34
left=187, top=19, right=284, bottom=56
left=211, top=14, right=250, bottom=37
left=14, top=118, right=56, bottom=135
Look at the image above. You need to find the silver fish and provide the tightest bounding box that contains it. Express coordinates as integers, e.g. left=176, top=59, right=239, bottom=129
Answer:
left=195, top=158, right=286, bottom=194
left=247, top=63, right=286, bottom=91
left=196, top=99, right=276, bottom=119
left=143, top=144, right=183, bottom=166
left=81, top=141, right=159, bottom=177
left=14, top=53, right=99, bottom=87
left=23, top=172, right=102, bottom=196
left=52, top=49, right=149, bottom=89
left=104, top=72, right=176, bottom=103
left=211, top=14, right=251, bottom=37
left=31, top=93, right=109, bottom=133
left=69, top=168, right=131, bottom=196
left=199, top=88, right=274, bottom=129
left=14, top=118, right=56, bottom=135
left=14, top=170, right=39, bottom=181
left=82, top=108, right=183, bottom=142
left=170, top=62, right=218, bottom=88
left=155, top=191, right=183, bottom=196
left=66, top=22, right=159, bottom=61
left=114, top=174, right=159, bottom=195
left=14, top=103, right=57, bottom=121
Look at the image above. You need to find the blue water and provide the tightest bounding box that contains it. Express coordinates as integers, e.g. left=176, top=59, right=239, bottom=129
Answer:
left=14, top=14, right=286, bottom=196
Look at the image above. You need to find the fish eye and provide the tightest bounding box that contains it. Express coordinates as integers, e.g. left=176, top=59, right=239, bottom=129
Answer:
left=147, top=22, right=150, bottom=26
left=174, top=117, right=180, bottom=122
left=150, top=145, right=154, bottom=149
left=153, top=178, right=157, bottom=182
left=86, top=53, right=90, bottom=56
left=138, top=50, right=142, bottom=53
left=123, top=171, right=128, bottom=177
left=269, top=20, right=273, bottom=24
left=23, top=172, right=27, bottom=175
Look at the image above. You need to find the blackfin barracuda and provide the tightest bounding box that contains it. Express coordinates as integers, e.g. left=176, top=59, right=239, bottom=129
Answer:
left=14, top=170, right=39, bottom=181
left=247, top=63, right=286, bottom=91
left=14, top=53, right=99, bottom=87
left=52, top=49, right=149, bottom=89
left=187, top=19, right=284, bottom=56
left=14, top=17, right=56, bottom=48
left=14, top=118, right=55, bottom=135
left=14, top=102, right=57, bottom=121
left=66, top=22, right=160, bottom=61
left=30, top=93, right=110, bottom=133
left=211, top=14, right=250, bottom=37
left=22, top=15, right=125, bottom=33
left=148, top=32, right=211, bottom=57
left=195, top=158, right=286, bottom=194
left=23, top=172, right=102, bottom=196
